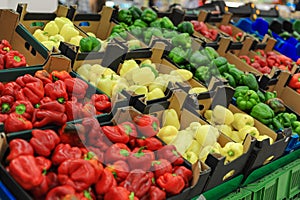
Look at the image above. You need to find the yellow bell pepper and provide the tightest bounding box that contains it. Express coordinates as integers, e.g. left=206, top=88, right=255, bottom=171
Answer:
left=211, top=142, right=222, bottom=154
left=188, top=87, right=208, bottom=95
left=216, top=125, right=232, bottom=138
left=170, top=69, right=193, bottom=81
left=141, top=59, right=152, bottom=66
left=96, top=74, right=118, bottom=97
left=103, top=68, right=117, bottom=76
left=128, top=85, right=148, bottom=96
left=195, top=125, right=220, bottom=147
left=186, top=122, right=202, bottom=137
left=238, top=126, right=260, bottom=140
left=33, top=29, right=48, bottom=42
left=132, top=67, right=156, bottom=86
left=41, top=41, right=56, bottom=51
left=54, top=17, right=73, bottom=31
left=87, top=32, right=96, bottom=37
left=232, top=113, right=255, bottom=131
left=69, top=35, right=83, bottom=46
left=49, top=34, right=65, bottom=43
left=231, top=131, right=243, bottom=143
left=120, top=59, right=139, bottom=77
left=199, top=145, right=212, bottom=162
left=162, top=109, right=180, bottom=130
left=204, top=110, right=213, bottom=121
left=212, top=105, right=234, bottom=125
left=257, top=135, right=274, bottom=145
left=148, top=77, right=168, bottom=92
left=146, top=88, right=165, bottom=101
left=76, top=64, right=91, bottom=80
left=183, top=151, right=198, bottom=164
left=44, top=21, right=59, bottom=36
left=157, top=125, right=178, bottom=144
left=221, top=142, right=243, bottom=163
left=186, top=139, right=202, bottom=155
left=170, top=129, right=194, bottom=155
left=60, top=24, right=79, bottom=42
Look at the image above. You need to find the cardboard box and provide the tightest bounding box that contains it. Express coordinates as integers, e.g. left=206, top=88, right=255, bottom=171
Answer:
left=0, top=9, right=49, bottom=72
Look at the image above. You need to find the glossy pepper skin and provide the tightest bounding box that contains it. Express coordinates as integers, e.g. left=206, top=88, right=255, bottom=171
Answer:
left=30, top=129, right=60, bottom=157
left=123, top=169, right=152, bottom=198
left=104, top=143, right=131, bottom=164
left=168, top=47, right=188, bottom=65
left=118, top=121, right=138, bottom=140
left=45, top=185, right=76, bottom=200
left=128, top=147, right=155, bottom=171
left=2, top=81, right=21, bottom=97
left=173, top=166, right=193, bottom=187
left=129, top=6, right=142, bottom=20
left=91, top=94, right=111, bottom=113
left=0, top=54, right=5, bottom=70
left=4, top=113, right=33, bottom=133
left=4, top=50, right=26, bottom=68
left=241, top=74, right=259, bottom=92
left=106, top=160, right=130, bottom=183
left=157, top=145, right=184, bottom=166
left=59, top=123, right=86, bottom=147
left=64, top=77, right=88, bottom=100
left=156, top=173, right=185, bottom=195
left=195, top=66, right=211, bottom=83
left=0, top=95, right=14, bottom=114
left=171, top=33, right=192, bottom=49
left=235, top=89, right=260, bottom=111
left=9, top=155, right=43, bottom=190
left=58, top=159, right=96, bottom=192
left=30, top=172, right=58, bottom=198
left=15, top=74, right=44, bottom=105
left=141, top=8, right=157, bottom=23
left=35, top=156, right=52, bottom=172
left=80, top=36, right=101, bottom=52
left=136, top=137, right=163, bottom=151
left=32, top=108, right=67, bottom=127
left=51, top=70, right=72, bottom=82
left=151, top=159, right=172, bottom=179
left=289, top=73, right=300, bottom=89
left=250, top=103, right=275, bottom=125
left=95, top=168, right=117, bottom=195
left=11, top=100, right=34, bottom=120
left=7, top=139, right=34, bottom=161
left=133, top=114, right=160, bottom=137
left=266, top=98, right=286, bottom=113
left=177, top=21, right=194, bottom=35
left=104, top=187, right=137, bottom=200
left=265, top=91, right=277, bottom=101
left=65, top=97, right=83, bottom=121
left=34, top=70, right=52, bottom=86
left=51, top=143, right=82, bottom=165
left=44, top=80, right=68, bottom=103
left=221, top=142, right=244, bottom=163
left=0, top=40, right=12, bottom=55
left=118, top=9, right=133, bottom=25
left=102, top=125, right=130, bottom=144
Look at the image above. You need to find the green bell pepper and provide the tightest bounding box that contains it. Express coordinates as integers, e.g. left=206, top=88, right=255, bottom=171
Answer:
left=275, top=112, right=292, bottom=128
left=212, top=57, right=227, bottom=67
left=266, top=98, right=286, bottom=113
left=129, top=6, right=142, bottom=20
left=189, top=50, right=210, bottom=66
left=195, top=66, right=211, bottom=82
left=163, top=30, right=178, bottom=39
left=227, top=63, right=236, bottom=70
left=272, top=117, right=284, bottom=131
left=160, top=17, right=174, bottom=30
left=79, top=36, right=101, bottom=52
left=250, top=103, right=275, bottom=125
left=228, top=68, right=244, bottom=85
left=293, top=20, right=300, bottom=34
left=203, top=46, right=219, bottom=61
left=264, top=91, right=277, bottom=102
left=111, top=24, right=128, bottom=39
left=171, top=33, right=192, bottom=49
left=169, top=47, right=188, bottom=65
left=241, top=73, right=259, bottom=91
left=128, top=26, right=143, bottom=38
left=292, top=121, right=300, bottom=135
left=177, top=21, right=194, bottom=35
left=236, top=89, right=260, bottom=111
left=141, top=8, right=158, bottom=23
left=223, top=72, right=236, bottom=87
left=143, top=27, right=163, bottom=44
left=256, top=90, right=266, bottom=103
left=218, top=64, right=229, bottom=75
left=150, top=19, right=162, bottom=28
left=118, top=9, right=133, bottom=25
left=133, top=19, right=148, bottom=28
left=234, top=86, right=249, bottom=97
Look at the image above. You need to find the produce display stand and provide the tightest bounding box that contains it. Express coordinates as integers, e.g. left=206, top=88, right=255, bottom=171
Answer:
left=1, top=2, right=300, bottom=200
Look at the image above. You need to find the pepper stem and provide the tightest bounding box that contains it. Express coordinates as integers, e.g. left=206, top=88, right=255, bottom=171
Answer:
left=84, top=190, right=92, bottom=200
left=57, top=97, right=65, bottom=104
left=1, top=103, right=10, bottom=113
left=129, top=192, right=135, bottom=200
left=227, top=150, right=235, bottom=157
left=3, top=47, right=10, bottom=52
left=14, top=55, right=21, bottom=62
left=15, top=104, right=26, bottom=115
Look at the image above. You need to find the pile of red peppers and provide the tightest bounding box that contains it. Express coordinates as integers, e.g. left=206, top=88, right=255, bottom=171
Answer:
left=5, top=115, right=193, bottom=200
left=0, top=40, right=27, bottom=69
left=191, top=20, right=218, bottom=41
left=0, top=70, right=111, bottom=133
left=239, top=50, right=294, bottom=74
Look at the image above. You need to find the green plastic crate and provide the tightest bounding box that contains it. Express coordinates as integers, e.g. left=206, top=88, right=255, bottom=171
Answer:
left=244, top=159, right=300, bottom=200
left=220, top=188, right=252, bottom=200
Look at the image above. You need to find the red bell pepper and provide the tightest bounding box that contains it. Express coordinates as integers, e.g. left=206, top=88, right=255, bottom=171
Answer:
left=254, top=55, right=267, bottom=67
left=104, top=143, right=131, bottom=164
left=0, top=82, right=4, bottom=94
left=118, top=122, right=138, bottom=138
left=133, top=114, right=160, bottom=137
left=235, top=32, right=243, bottom=41
left=250, top=62, right=261, bottom=69
left=39, top=100, right=66, bottom=113
left=91, top=94, right=111, bottom=113
left=123, top=169, right=152, bottom=198
left=173, top=166, right=193, bottom=187
left=51, top=70, right=72, bottom=82
left=141, top=186, right=166, bottom=200
left=11, top=100, right=34, bottom=120
left=30, top=129, right=60, bottom=157
left=102, top=125, right=130, bottom=144
left=239, top=55, right=251, bottom=65
left=106, top=160, right=130, bottom=183
left=51, top=143, right=82, bottom=165
left=82, top=117, right=110, bottom=151
left=156, top=173, right=185, bottom=195
left=219, top=25, right=232, bottom=36
left=4, top=113, right=33, bottom=133
left=86, top=146, right=104, bottom=163
left=0, top=54, right=5, bottom=70
left=65, top=97, right=84, bottom=121
left=0, top=95, right=14, bottom=113
left=136, top=137, right=163, bottom=151
left=46, top=172, right=59, bottom=190
left=8, top=155, right=43, bottom=190
left=45, top=185, right=76, bottom=200
left=7, top=139, right=33, bottom=161
left=4, top=50, right=26, bottom=68
left=259, top=66, right=271, bottom=74
left=104, top=187, right=138, bottom=200
left=297, top=58, right=300, bottom=65
left=59, top=123, right=86, bottom=147
left=31, top=172, right=59, bottom=199
left=82, top=103, right=97, bottom=117
left=128, top=147, right=155, bottom=171
left=157, top=145, right=184, bottom=166
left=16, top=74, right=44, bottom=105
left=0, top=113, right=8, bottom=122
left=35, top=156, right=52, bottom=172
left=34, top=70, right=53, bottom=86
left=151, top=159, right=173, bottom=179
left=58, top=159, right=96, bottom=192
left=267, top=55, right=280, bottom=67
left=148, top=171, right=156, bottom=186
left=84, top=151, right=104, bottom=183
left=32, top=109, right=67, bottom=127
left=2, top=81, right=21, bottom=97
left=0, top=40, right=12, bottom=55
left=95, top=168, right=117, bottom=195
left=209, top=29, right=218, bottom=41
left=256, top=49, right=266, bottom=57
left=289, top=73, right=300, bottom=89
left=64, top=77, right=88, bottom=100
left=44, top=80, right=68, bottom=103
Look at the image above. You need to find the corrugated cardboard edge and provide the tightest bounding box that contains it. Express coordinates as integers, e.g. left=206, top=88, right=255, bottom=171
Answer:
left=0, top=10, right=19, bottom=43
left=43, top=54, right=72, bottom=73
left=0, top=132, right=7, bottom=162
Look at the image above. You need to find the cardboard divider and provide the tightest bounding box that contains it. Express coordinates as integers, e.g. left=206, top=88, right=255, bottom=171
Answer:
left=0, top=133, right=7, bottom=162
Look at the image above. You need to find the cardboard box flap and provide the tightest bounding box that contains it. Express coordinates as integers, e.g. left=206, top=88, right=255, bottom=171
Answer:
left=111, top=106, right=142, bottom=125
left=0, top=132, right=7, bottom=162
left=210, top=86, right=235, bottom=109
left=0, top=10, right=19, bottom=43
left=43, top=54, right=72, bottom=73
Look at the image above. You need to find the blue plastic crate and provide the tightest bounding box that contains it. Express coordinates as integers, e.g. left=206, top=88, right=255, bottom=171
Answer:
left=285, top=134, right=300, bottom=154
left=0, top=181, right=15, bottom=200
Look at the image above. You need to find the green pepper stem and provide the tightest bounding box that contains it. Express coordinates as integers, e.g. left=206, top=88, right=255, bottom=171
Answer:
left=14, top=55, right=21, bottom=62
left=1, top=103, right=10, bottom=113
left=15, top=104, right=26, bottom=115
left=57, top=97, right=65, bottom=104
left=227, top=150, right=235, bottom=157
